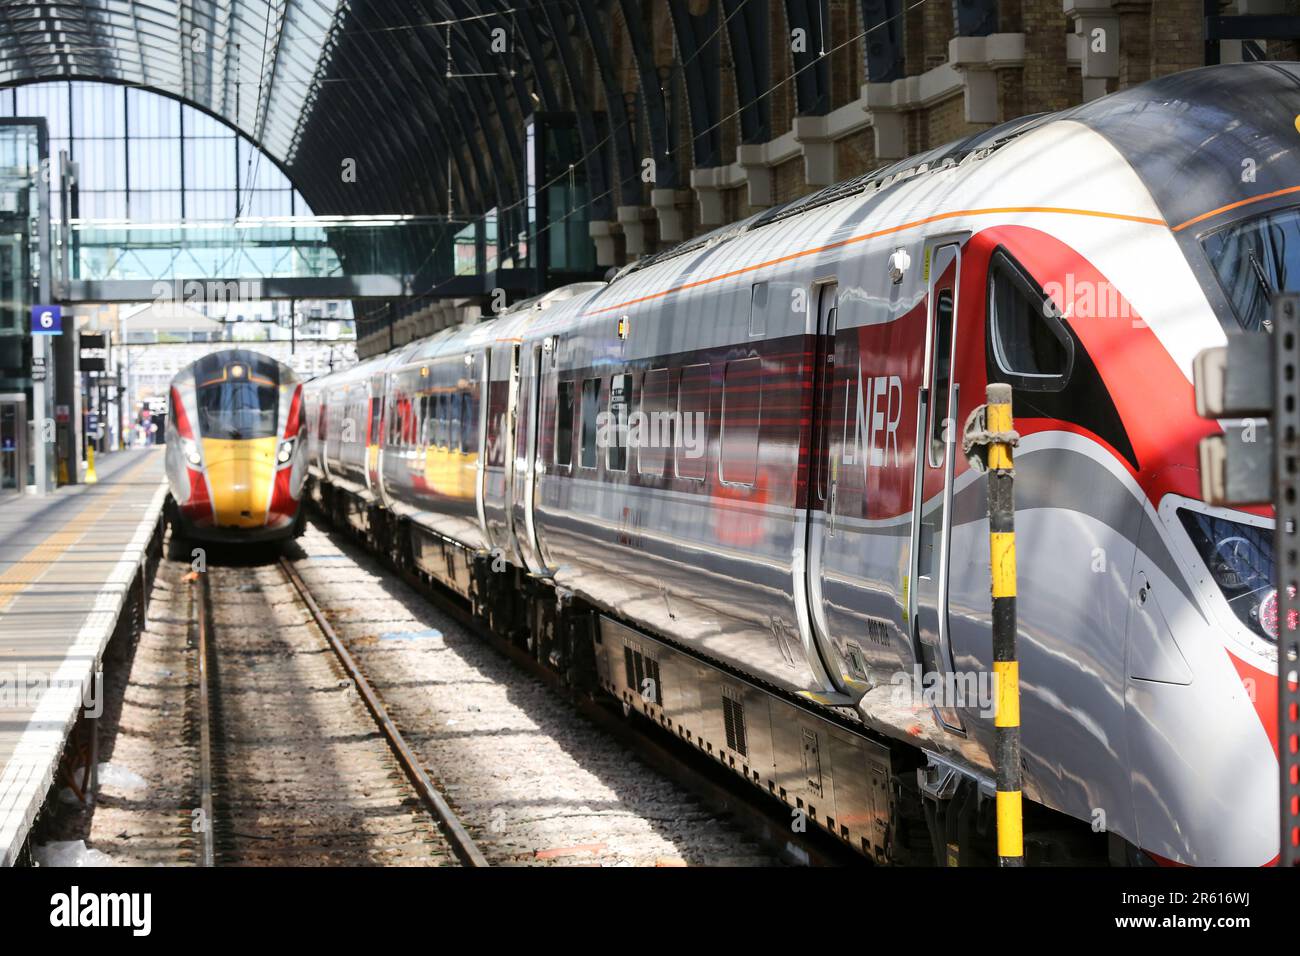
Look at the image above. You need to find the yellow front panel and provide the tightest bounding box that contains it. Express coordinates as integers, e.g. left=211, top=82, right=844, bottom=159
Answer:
left=203, top=437, right=277, bottom=527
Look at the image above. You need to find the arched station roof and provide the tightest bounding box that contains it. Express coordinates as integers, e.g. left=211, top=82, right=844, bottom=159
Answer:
left=0, top=1, right=854, bottom=219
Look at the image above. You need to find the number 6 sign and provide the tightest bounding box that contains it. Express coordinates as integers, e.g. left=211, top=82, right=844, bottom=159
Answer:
left=31, top=305, right=62, bottom=335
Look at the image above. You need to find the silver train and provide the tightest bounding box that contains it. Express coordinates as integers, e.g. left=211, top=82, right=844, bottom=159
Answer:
left=303, top=64, right=1287, bottom=866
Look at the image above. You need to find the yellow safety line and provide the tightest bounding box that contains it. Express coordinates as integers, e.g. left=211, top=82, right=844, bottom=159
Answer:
left=0, top=455, right=161, bottom=615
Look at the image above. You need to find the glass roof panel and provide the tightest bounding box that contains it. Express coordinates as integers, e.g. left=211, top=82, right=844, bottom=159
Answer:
left=0, top=0, right=343, bottom=168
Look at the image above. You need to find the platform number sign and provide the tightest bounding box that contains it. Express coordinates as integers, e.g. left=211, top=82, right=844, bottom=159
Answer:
left=31, top=305, right=62, bottom=335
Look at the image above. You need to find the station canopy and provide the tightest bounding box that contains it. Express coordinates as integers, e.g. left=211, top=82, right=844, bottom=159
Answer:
left=0, top=0, right=616, bottom=219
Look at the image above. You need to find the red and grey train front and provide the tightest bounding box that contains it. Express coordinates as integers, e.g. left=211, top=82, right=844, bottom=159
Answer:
left=165, top=349, right=308, bottom=543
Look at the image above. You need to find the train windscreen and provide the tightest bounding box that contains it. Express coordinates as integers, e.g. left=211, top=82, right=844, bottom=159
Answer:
left=1203, top=206, right=1300, bottom=332
left=194, top=356, right=281, bottom=439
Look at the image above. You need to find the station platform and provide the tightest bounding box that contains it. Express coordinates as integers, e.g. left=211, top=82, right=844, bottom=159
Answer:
left=0, top=448, right=167, bottom=865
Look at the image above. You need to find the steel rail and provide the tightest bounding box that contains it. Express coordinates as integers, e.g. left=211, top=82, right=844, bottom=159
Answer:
left=350, top=537, right=860, bottom=868
left=194, top=571, right=216, bottom=868
left=276, top=556, right=489, bottom=867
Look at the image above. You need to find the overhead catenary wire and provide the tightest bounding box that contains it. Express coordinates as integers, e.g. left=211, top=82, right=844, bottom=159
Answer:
left=375, top=0, right=935, bottom=328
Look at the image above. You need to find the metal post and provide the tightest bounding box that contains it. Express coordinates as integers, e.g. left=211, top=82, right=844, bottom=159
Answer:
left=120, top=311, right=132, bottom=448
left=1204, top=0, right=1221, bottom=66
left=27, top=119, right=55, bottom=494
left=1274, top=297, right=1300, bottom=866
left=985, top=383, right=1024, bottom=866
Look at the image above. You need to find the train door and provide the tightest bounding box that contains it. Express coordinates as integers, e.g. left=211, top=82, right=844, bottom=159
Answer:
left=318, top=391, right=331, bottom=481
left=501, top=342, right=527, bottom=563
left=478, top=341, right=524, bottom=563
left=911, top=241, right=965, bottom=733
left=474, top=350, right=490, bottom=541
left=802, top=281, right=857, bottom=695
left=366, top=374, right=386, bottom=502
left=511, top=342, right=549, bottom=574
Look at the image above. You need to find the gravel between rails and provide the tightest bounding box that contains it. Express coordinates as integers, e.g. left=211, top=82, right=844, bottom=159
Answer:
left=288, top=521, right=781, bottom=867
left=203, top=557, right=454, bottom=866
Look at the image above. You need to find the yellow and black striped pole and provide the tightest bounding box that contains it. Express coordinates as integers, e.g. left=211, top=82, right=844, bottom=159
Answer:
left=986, top=383, right=1023, bottom=867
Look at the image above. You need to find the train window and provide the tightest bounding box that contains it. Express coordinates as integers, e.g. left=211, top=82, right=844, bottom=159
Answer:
left=720, top=358, right=761, bottom=486
left=196, top=374, right=278, bottom=439
left=676, top=364, right=710, bottom=481
left=555, top=381, right=575, bottom=467
left=607, top=374, right=632, bottom=472
left=638, top=368, right=674, bottom=477
left=580, top=378, right=601, bottom=469
left=369, top=396, right=381, bottom=445
left=460, top=391, right=473, bottom=452
left=928, top=290, right=954, bottom=468
left=1203, top=206, right=1300, bottom=332
left=988, top=249, right=1073, bottom=389
left=450, top=393, right=461, bottom=452
left=436, top=394, right=449, bottom=449
left=749, top=282, right=768, bottom=336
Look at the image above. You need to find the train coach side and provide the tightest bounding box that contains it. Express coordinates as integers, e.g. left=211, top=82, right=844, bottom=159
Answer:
left=301, top=64, right=1293, bottom=866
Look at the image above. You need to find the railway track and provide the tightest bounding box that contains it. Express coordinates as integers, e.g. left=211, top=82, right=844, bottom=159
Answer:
left=64, top=526, right=796, bottom=866
left=190, top=554, right=482, bottom=866
left=286, top=520, right=841, bottom=866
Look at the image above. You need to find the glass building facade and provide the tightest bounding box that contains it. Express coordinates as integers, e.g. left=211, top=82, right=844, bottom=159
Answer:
left=0, top=81, right=310, bottom=222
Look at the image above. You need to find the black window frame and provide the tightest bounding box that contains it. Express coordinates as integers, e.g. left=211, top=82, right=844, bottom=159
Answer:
left=986, top=247, right=1074, bottom=392
left=460, top=391, right=473, bottom=453
left=675, top=362, right=711, bottom=481
left=555, top=380, right=575, bottom=468
left=928, top=288, right=955, bottom=469
left=579, top=377, right=601, bottom=470
left=607, top=372, right=633, bottom=472
left=637, top=367, right=674, bottom=477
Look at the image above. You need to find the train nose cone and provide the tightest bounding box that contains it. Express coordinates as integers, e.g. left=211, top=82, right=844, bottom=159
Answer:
left=202, top=437, right=277, bottom=527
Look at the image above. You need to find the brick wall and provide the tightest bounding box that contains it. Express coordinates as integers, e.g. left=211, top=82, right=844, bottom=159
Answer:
left=1021, top=1, right=1072, bottom=114
left=830, top=0, right=858, bottom=111
left=1150, top=0, right=1207, bottom=77
left=770, top=1, right=793, bottom=138
left=1118, top=1, right=1154, bottom=89
left=773, top=156, right=808, bottom=205
left=561, top=0, right=1286, bottom=253
left=927, top=92, right=989, bottom=145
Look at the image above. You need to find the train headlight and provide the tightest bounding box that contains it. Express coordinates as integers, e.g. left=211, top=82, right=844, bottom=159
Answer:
left=182, top=437, right=202, bottom=468
left=277, top=438, right=296, bottom=464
